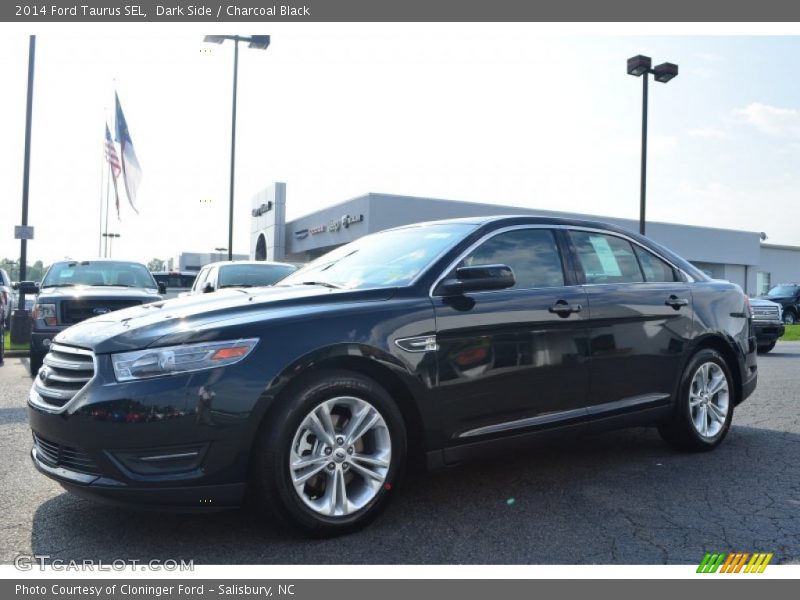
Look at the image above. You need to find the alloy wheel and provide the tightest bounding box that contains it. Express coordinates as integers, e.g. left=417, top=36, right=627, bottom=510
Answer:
left=289, top=396, right=391, bottom=517
left=688, top=361, right=730, bottom=439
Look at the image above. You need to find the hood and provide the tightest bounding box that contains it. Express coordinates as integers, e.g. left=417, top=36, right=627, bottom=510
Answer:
left=751, top=297, right=781, bottom=308
left=54, top=284, right=396, bottom=354
left=38, top=286, right=161, bottom=301
left=758, top=295, right=791, bottom=304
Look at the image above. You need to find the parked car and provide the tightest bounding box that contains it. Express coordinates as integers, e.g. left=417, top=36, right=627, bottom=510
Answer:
left=151, top=271, right=197, bottom=299
left=27, top=259, right=164, bottom=374
left=27, top=216, right=757, bottom=535
left=184, top=260, right=297, bottom=296
left=749, top=297, right=784, bottom=354
left=760, top=283, right=800, bottom=325
left=0, top=268, right=12, bottom=326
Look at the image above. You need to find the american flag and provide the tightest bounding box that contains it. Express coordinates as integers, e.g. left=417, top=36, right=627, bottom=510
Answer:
left=105, top=123, right=121, bottom=178
left=105, top=123, right=122, bottom=217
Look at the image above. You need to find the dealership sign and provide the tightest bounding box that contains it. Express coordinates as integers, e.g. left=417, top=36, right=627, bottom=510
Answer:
left=329, top=214, right=364, bottom=232
left=251, top=201, right=273, bottom=217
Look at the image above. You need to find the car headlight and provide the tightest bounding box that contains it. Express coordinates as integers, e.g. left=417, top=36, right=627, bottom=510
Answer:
left=32, top=303, right=57, bottom=326
left=111, top=338, right=259, bottom=382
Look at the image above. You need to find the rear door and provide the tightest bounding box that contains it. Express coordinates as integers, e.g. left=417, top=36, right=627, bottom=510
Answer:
left=433, top=227, right=591, bottom=442
left=565, top=229, right=693, bottom=415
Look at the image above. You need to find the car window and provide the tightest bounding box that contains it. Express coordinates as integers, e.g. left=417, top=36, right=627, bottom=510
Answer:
left=41, top=261, right=157, bottom=288
left=634, top=246, right=677, bottom=282
left=458, top=229, right=565, bottom=290
left=218, top=264, right=297, bottom=288
left=205, top=267, right=218, bottom=290
left=193, top=268, right=208, bottom=292
left=569, top=231, right=644, bottom=284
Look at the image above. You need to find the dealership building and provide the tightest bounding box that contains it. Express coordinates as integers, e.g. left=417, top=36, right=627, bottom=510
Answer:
left=249, top=182, right=800, bottom=296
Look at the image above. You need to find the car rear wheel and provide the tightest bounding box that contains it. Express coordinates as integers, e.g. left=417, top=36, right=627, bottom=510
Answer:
left=250, top=369, right=406, bottom=536
left=757, top=341, right=776, bottom=354
left=658, top=348, right=734, bottom=452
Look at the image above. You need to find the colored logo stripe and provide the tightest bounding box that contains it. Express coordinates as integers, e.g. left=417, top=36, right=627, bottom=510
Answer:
left=697, top=552, right=773, bottom=573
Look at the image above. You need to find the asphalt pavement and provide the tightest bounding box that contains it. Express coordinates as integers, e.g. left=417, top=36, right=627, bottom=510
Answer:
left=1, top=344, right=799, bottom=564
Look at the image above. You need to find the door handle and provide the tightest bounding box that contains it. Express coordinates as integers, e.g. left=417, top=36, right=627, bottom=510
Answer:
left=665, top=295, right=689, bottom=309
left=548, top=302, right=582, bottom=316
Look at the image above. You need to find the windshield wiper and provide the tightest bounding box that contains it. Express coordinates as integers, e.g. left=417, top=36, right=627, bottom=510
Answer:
left=219, top=284, right=255, bottom=288
left=299, top=281, right=344, bottom=290
left=41, top=283, right=76, bottom=288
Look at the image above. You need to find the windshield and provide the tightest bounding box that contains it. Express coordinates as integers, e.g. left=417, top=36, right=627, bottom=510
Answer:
left=767, top=285, right=799, bottom=297
left=280, top=223, right=475, bottom=290
left=218, top=264, right=297, bottom=288
left=42, top=261, right=157, bottom=289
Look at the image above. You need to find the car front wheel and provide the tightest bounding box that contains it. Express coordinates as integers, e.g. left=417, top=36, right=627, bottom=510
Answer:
left=783, top=311, right=797, bottom=325
left=658, top=348, right=734, bottom=452
left=757, top=341, right=776, bottom=354
left=250, top=369, right=406, bottom=536
left=29, top=351, right=44, bottom=376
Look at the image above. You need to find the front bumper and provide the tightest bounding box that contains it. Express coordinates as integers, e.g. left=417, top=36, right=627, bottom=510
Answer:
left=27, top=350, right=269, bottom=511
left=753, top=321, right=785, bottom=345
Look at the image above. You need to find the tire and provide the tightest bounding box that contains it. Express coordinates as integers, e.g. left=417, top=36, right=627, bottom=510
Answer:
left=658, top=348, right=734, bottom=452
left=783, top=310, right=797, bottom=325
left=250, top=369, right=407, bottom=536
left=757, top=341, right=776, bottom=354
left=29, top=351, right=44, bottom=376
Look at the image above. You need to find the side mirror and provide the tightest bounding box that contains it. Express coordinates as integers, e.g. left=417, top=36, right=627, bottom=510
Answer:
left=436, top=264, right=515, bottom=296
left=203, top=282, right=215, bottom=294
left=16, top=281, right=39, bottom=295
left=157, top=282, right=167, bottom=295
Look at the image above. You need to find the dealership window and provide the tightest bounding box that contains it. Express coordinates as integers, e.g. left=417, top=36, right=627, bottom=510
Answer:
left=569, top=231, right=644, bottom=284
left=459, top=229, right=565, bottom=289
left=757, top=272, right=771, bottom=296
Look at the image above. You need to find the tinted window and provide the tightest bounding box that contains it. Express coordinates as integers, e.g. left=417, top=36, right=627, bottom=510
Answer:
left=459, top=229, right=564, bottom=290
left=569, top=231, right=644, bottom=284
left=218, top=264, right=297, bottom=288
left=767, top=285, right=800, bottom=297
left=42, top=261, right=156, bottom=289
left=634, top=246, right=677, bottom=282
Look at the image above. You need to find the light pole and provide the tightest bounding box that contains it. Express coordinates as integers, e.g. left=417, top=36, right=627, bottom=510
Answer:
left=203, top=35, right=271, bottom=261
left=102, top=233, right=120, bottom=258
left=627, top=55, right=678, bottom=235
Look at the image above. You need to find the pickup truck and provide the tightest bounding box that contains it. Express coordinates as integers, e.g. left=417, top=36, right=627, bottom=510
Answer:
left=28, top=259, right=164, bottom=374
left=750, top=296, right=785, bottom=353
left=760, top=283, right=800, bottom=325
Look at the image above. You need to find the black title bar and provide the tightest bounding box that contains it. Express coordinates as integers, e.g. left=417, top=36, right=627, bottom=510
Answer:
left=4, top=0, right=800, bottom=22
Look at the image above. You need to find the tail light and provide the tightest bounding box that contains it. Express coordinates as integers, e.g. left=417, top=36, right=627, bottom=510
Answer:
left=743, top=295, right=752, bottom=319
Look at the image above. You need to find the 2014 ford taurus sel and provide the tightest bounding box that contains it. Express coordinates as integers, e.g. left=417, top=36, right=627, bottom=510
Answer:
left=28, top=216, right=757, bottom=535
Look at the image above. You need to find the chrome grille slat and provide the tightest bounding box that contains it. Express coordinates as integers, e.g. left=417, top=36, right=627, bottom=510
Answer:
left=34, top=344, right=96, bottom=409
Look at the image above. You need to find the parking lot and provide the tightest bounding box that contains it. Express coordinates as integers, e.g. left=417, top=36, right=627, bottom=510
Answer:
left=1, top=344, right=799, bottom=565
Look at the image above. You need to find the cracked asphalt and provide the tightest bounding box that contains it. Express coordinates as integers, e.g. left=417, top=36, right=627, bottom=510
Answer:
left=1, top=345, right=798, bottom=565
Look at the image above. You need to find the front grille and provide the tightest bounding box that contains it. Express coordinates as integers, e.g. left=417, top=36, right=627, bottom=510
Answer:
left=32, top=344, right=95, bottom=408
left=61, top=299, right=141, bottom=325
left=32, top=432, right=100, bottom=474
left=752, top=305, right=781, bottom=321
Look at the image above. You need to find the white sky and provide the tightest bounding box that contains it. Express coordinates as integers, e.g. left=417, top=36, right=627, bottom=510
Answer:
left=1, top=24, right=800, bottom=265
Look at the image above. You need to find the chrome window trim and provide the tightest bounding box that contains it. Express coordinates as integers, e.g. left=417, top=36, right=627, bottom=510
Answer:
left=29, top=343, right=97, bottom=414
left=429, top=223, right=695, bottom=298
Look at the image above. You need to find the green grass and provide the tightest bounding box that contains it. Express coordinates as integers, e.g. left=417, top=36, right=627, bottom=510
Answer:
left=2, top=329, right=30, bottom=353
left=780, top=324, right=800, bottom=342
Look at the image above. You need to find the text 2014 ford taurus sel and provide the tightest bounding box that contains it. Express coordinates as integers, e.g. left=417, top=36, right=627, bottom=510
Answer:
left=27, top=216, right=757, bottom=535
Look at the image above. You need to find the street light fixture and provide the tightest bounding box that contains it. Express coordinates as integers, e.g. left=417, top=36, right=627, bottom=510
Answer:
left=214, top=246, right=228, bottom=262
left=102, top=233, right=121, bottom=258
left=627, top=54, right=679, bottom=235
left=203, top=34, right=271, bottom=261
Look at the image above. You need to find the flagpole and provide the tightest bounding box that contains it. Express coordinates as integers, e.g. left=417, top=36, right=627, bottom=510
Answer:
left=99, top=126, right=106, bottom=258
left=104, top=156, right=111, bottom=258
